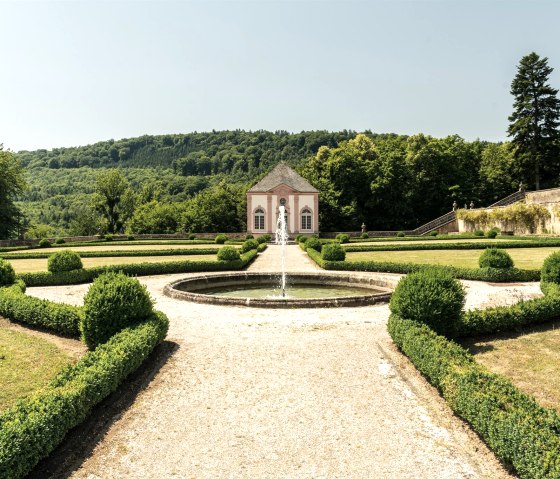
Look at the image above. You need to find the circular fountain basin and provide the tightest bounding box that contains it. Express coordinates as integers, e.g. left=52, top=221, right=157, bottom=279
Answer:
left=163, top=272, right=392, bottom=308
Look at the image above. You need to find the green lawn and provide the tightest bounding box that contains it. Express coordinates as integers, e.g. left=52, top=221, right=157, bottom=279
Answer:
left=0, top=326, right=75, bottom=411
left=463, top=322, right=560, bottom=412
left=8, top=254, right=218, bottom=273
left=346, top=247, right=560, bottom=269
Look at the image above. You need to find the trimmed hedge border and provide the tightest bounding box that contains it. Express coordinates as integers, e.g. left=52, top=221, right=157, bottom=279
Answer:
left=456, top=284, right=560, bottom=337
left=344, top=238, right=560, bottom=252
left=347, top=234, right=536, bottom=243
left=17, top=248, right=262, bottom=287
left=306, top=247, right=541, bottom=283
left=388, top=314, right=560, bottom=479
left=0, top=312, right=169, bottom=479
left=0, top=281, right=83, bottom=336
left=1, top=248, right=223, bottom=260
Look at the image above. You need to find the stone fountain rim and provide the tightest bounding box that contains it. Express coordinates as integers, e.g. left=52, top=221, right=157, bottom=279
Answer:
left=163, top=271, right=393, bottom=309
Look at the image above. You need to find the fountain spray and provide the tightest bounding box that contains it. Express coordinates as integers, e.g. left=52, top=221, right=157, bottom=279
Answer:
left=275, top=204, right=289, bottom=297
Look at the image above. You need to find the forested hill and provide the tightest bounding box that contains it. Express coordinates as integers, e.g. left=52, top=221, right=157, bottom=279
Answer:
left=14, top=129, right=534, bottom=237
left=17, top=130, right=359, bottom=181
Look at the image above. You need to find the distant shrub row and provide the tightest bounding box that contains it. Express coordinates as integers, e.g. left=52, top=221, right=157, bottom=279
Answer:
left=17, top=248, right=261, bottom=287
left=305, top=247, right=540, bottom=283
left=344, top=238, right=560, bottom=252
left=1, top=248, right=222, bottom=260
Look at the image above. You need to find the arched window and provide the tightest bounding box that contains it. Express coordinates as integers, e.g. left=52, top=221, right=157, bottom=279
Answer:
left=301, top=208, right=312, bottom=231
left=254, top=208, right=265, bottom=230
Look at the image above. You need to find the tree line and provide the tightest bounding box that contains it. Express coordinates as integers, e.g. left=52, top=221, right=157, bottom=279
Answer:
left=0, top=52, right=558, bottom=239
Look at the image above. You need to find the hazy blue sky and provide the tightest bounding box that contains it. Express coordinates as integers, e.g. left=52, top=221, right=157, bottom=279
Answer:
left=1, top=0, right=559, bottom=151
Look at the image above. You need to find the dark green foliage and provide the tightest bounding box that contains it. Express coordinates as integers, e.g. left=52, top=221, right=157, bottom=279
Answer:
left=81, top=272, right=154, bottom=349
left=47, top=250, right=83, bottom=273
left=429, top=230, right=439, bottom=236
left=0, top=148, right=26, bottom=240
left=508, top=52, right=560, bottom=190
left=396, top=231, right=405, bottom=237
left=0, top=281, right=82, bottom=336
left=0, top=260, right=16, bottom=286
left=305, top=237, right=322, bottom=252
left=473, top=229, right=484, bottom=236
left=127, top=235, right=136, bottom=240
left=217, top=246, right=241, bottom=261
left=188, top=234, right=196, bottom=240
left=486, top=229, right=498, bottom=238
left=241, top=239, right=259, bottom=253
left=38, top=239, right=51, bottom=248
left=361, top=232, right=369, bottom=239
left=245, top=234, right=254, bottom=240
left=127, top=201, right=183, bottom=234
left=321, top=243, right=346, bottom=261
left=541, top=251, right=560, bottom=286
left=388, top=315, right=560, bottom=479
left=54, top=238, right=65, bottom=244
left=105, top=234, right=113, bottom=241
left=299, top=236, right=308, bottom=243
left=0, top=313, right=168, bottom=479
left=389, top=267, right=465, bottom=336
left=478, top=248, right=514, bottom=269
left=257, top=234, right=270, bottom=244
left=336, top=233, right=350, bottom=244
left=215, top=234, right=228, bottom=244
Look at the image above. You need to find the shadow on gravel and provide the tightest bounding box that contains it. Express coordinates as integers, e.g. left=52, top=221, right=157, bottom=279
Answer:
left=27, top=340, right=180, bottom=479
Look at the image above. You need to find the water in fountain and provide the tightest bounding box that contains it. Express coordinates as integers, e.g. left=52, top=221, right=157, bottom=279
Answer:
left=275, top=205, right=289, bottom=297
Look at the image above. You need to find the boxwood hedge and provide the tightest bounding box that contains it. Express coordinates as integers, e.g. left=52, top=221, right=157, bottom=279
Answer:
left=0, top=311, right=169, bottom=479
left=0, top=281, right=83, bottom=336
left=1, top=248, right=222, bottom=260
left=388, top=314, right=560, bottom=479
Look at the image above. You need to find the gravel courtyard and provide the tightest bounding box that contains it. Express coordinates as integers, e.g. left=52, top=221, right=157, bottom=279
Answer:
left=27, top=245, right=541, bottom=478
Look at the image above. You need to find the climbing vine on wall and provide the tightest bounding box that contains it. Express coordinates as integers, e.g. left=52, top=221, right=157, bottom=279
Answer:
left=457, top=203, right=550, bottom=232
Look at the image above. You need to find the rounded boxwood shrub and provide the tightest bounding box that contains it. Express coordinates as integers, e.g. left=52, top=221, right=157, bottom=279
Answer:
left=321, top=243, right=346, bottom=261
left=188, top=234, right=196, bottom=240
left=215, top=233, right=228, bottom=244
left=54, top=237, right=66, bottom=244
left=245, top=234, right=254, bottom=240
left=105, top=234, right=114, bottom=241
left=217, top=246, right=240, bottom=261
left=299, top=236, right=308, bottom=244
left=389, top=266, right=465, bottom=336
left=81, top=271, right=154, bottom=349
left=241, top=239, right=259, bottom=253
left=474, top=229, right=484, bottom=237
left=127, top=235, right=136, bottom=241
left=486, top=228, right=499, bottom=239
left=39, top=238, right=51, bottom=248
left=429, top=230, right=439, bottom=237
left=396, top=231, right=405, bottom=238
left=361, top=232, right=369, bottom=239
left=541, top=252, right=560, bottom=286
left=0, top=259, right=16, bottom=286
left=305, top=237, right=322, bottom=252
left=336, top=233, right=350, bottom=244
left=47, top=250, right=83, bottom=273
left=478, top=248, right=514, bottom=269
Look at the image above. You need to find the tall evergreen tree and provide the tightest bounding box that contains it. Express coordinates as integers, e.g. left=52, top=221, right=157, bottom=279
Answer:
left=508, top=52, right=560, bottom=189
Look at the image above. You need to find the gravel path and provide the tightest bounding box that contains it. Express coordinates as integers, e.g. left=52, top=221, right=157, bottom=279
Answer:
left=25, top=245, right=541, bottom=478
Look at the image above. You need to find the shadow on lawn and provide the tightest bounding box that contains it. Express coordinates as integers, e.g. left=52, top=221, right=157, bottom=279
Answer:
left=461, top=319, right=560, bottom=354
left=27, top=339, right=180, bottom=479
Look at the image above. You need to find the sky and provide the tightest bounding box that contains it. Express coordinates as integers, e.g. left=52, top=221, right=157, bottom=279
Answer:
left=1, top=0, right=559, bottom=152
